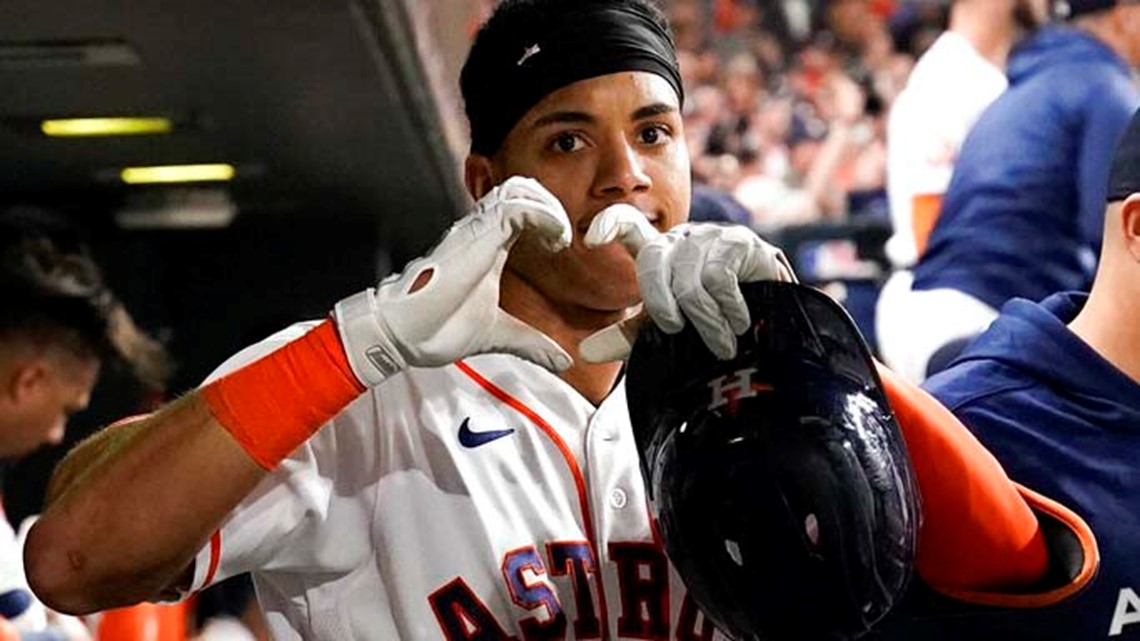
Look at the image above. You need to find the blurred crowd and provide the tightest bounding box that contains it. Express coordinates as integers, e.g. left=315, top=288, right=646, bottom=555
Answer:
left=671, top=0, right=942, bottom=228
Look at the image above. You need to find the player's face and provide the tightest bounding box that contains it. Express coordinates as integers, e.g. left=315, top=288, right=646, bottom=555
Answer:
left=0, top=352, right=98, bottom=459
left=489, top=71, right=690, bottom=314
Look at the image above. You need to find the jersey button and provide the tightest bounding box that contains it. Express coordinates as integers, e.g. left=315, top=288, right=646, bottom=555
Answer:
left=609, top=487, right=628, bottom=509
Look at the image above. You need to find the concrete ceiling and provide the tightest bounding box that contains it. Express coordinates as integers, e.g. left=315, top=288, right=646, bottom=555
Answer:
left=0, top=0, right=466, bottom=262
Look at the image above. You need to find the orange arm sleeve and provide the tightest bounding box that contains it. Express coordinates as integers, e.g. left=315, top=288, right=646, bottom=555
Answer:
left=201, top=320, right=366, bottom=469
left=876, top=364, right=1049, bottom=594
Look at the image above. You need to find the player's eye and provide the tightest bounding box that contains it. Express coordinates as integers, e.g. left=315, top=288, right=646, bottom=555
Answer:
left=550, top=132, right=586, bottom=154
left=638, top=124, right=672, bottom=146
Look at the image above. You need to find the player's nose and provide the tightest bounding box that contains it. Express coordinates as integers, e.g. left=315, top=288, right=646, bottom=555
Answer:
left=592, top=138, right=652, bottom=199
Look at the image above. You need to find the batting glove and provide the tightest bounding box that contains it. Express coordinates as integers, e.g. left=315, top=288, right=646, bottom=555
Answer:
left=334, top=176, right=574, bottom=386
left=580, top=206, right=796, bottom=362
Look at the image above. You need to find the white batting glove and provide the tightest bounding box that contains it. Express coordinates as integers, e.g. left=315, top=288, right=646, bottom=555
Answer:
left=580, top=207, right=796, bottom=363
left=334, top=176, right=574, bottom=386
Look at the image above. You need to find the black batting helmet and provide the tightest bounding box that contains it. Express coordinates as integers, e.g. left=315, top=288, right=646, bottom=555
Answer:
left=626, top=281, right=920, bottom=641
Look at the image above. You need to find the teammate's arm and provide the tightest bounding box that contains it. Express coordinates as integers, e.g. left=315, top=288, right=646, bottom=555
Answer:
left=25, top=177, right=574, bottom=615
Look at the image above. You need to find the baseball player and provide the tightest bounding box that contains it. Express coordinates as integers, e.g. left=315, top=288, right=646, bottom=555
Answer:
left=879, top=0, right=1140, bottom=383
left=0, top=224, right=169, bottom=640
left=26, top=1, right=1088, bottom=639
left=879, top=0, right=1047, bottom=383
left=884, top=0, right=1046, bottom=270
left=906, top=106, right=1140, bottom=639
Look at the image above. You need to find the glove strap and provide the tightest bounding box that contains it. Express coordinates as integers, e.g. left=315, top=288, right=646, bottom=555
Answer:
left=334, top=289, right=407, bottom=386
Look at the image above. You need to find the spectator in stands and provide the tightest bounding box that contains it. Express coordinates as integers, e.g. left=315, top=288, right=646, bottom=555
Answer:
left=689, top=183, right=753, bottom=225
left=738, top=67, right=882, bottom=226
left=680, top=2, right=900, bottom=227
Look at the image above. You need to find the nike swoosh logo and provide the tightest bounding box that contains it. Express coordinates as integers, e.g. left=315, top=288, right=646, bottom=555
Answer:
left=458, top=417, right=515, bottom=448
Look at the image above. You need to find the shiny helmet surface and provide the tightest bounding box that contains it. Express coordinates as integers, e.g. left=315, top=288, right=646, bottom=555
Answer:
left=626, top=281, right=920, bottom=641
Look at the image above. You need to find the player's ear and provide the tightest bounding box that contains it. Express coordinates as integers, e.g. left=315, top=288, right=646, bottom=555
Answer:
left=464, top=154, right=497, bottom=201
left=11, top=358, right=48, bottom=403
left=1120, top=193, right=1140, bottom=262
left=0, top=345, right=42, bottom=403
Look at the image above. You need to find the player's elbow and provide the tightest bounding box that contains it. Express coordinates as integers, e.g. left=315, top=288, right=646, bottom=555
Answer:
left=26, top=515, right=186, bottom=615
left=24, top=517, right=110, bottom=615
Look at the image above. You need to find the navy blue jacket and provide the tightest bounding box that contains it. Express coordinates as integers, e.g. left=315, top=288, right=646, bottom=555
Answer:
left=913, top=27, right=1138, bottom=310
left=914, top=293, right=1140, bottom=638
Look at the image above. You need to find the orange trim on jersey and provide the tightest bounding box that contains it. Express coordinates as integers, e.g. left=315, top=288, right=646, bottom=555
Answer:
left=931, top=482, right=1099, bottom=609
left=455, top=360, right=612, bottom=638
left=647, top=509, right=664, bottom=549
left=911, top=193, right=943, bottom=258
left=202, top=530, right=222, bottom=590
left=876, top=364, right=1050, bottom=592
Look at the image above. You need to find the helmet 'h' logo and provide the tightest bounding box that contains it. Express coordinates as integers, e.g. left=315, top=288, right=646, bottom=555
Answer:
left=708, top=367, right=772, bottom=412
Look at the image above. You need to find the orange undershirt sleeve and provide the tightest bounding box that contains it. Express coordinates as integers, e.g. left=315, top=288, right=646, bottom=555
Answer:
left=876, top=364, right=1049, bottom=594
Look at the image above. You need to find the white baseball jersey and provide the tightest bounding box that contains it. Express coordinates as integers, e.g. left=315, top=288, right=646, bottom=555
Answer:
left=885, top=31, right=1008, bottom=268
left=0, top=512, right=90, bottom=638
left=184, top=322, right=729, bottom=640
left=0, top=512, right=47, bottom=631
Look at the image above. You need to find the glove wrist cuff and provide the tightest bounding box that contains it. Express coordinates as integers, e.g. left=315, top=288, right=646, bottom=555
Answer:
left=334, top=289, right=406, bottom=386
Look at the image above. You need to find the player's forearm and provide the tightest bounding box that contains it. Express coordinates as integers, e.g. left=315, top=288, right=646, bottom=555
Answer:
left=29, top=319, right=372, bottom=614
left=25, top=393, right=266, bottom=615
left=43, top=414, right=150, bottom=507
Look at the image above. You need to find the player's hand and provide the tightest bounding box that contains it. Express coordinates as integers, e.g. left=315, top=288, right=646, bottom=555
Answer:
left=579, top=207, right=796, bottom=362
left=334, top=176, right=574, bottom=386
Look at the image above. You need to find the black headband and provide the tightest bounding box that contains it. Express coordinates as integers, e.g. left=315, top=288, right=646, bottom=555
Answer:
left=462, top=5, right=684, bottom=157
left=1107, top=107, right=1140, bottom=201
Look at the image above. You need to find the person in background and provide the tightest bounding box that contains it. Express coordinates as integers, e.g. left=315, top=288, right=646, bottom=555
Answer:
left=918, top=104, right=1140, bottom=640
left=0, top=221, right=168, bottom=639
left=883, top=0, right=1047, bottom=272
left=689, top=183, right=754, bottom=226
left=22, top=1, right=1094, bottom=639
left=878, top=0, right=1140, bottom=383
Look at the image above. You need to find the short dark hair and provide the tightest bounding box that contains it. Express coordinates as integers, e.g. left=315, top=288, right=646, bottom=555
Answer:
left=0, top=230, right=170, bottom=390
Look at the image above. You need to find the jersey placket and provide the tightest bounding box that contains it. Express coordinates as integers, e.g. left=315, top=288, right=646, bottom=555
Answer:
left=582, top=382, right=658, bottom=639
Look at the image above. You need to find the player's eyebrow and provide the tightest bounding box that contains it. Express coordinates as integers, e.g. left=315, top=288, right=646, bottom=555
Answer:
left=530, top=103, right=677, bottom=130
left=631, top=103, right=678, bottom=121
left=531, top=111, right=596, bottom=129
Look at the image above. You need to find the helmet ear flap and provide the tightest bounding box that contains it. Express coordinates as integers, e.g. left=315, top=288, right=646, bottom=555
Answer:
left=627, top=282, right=921, bottom=641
